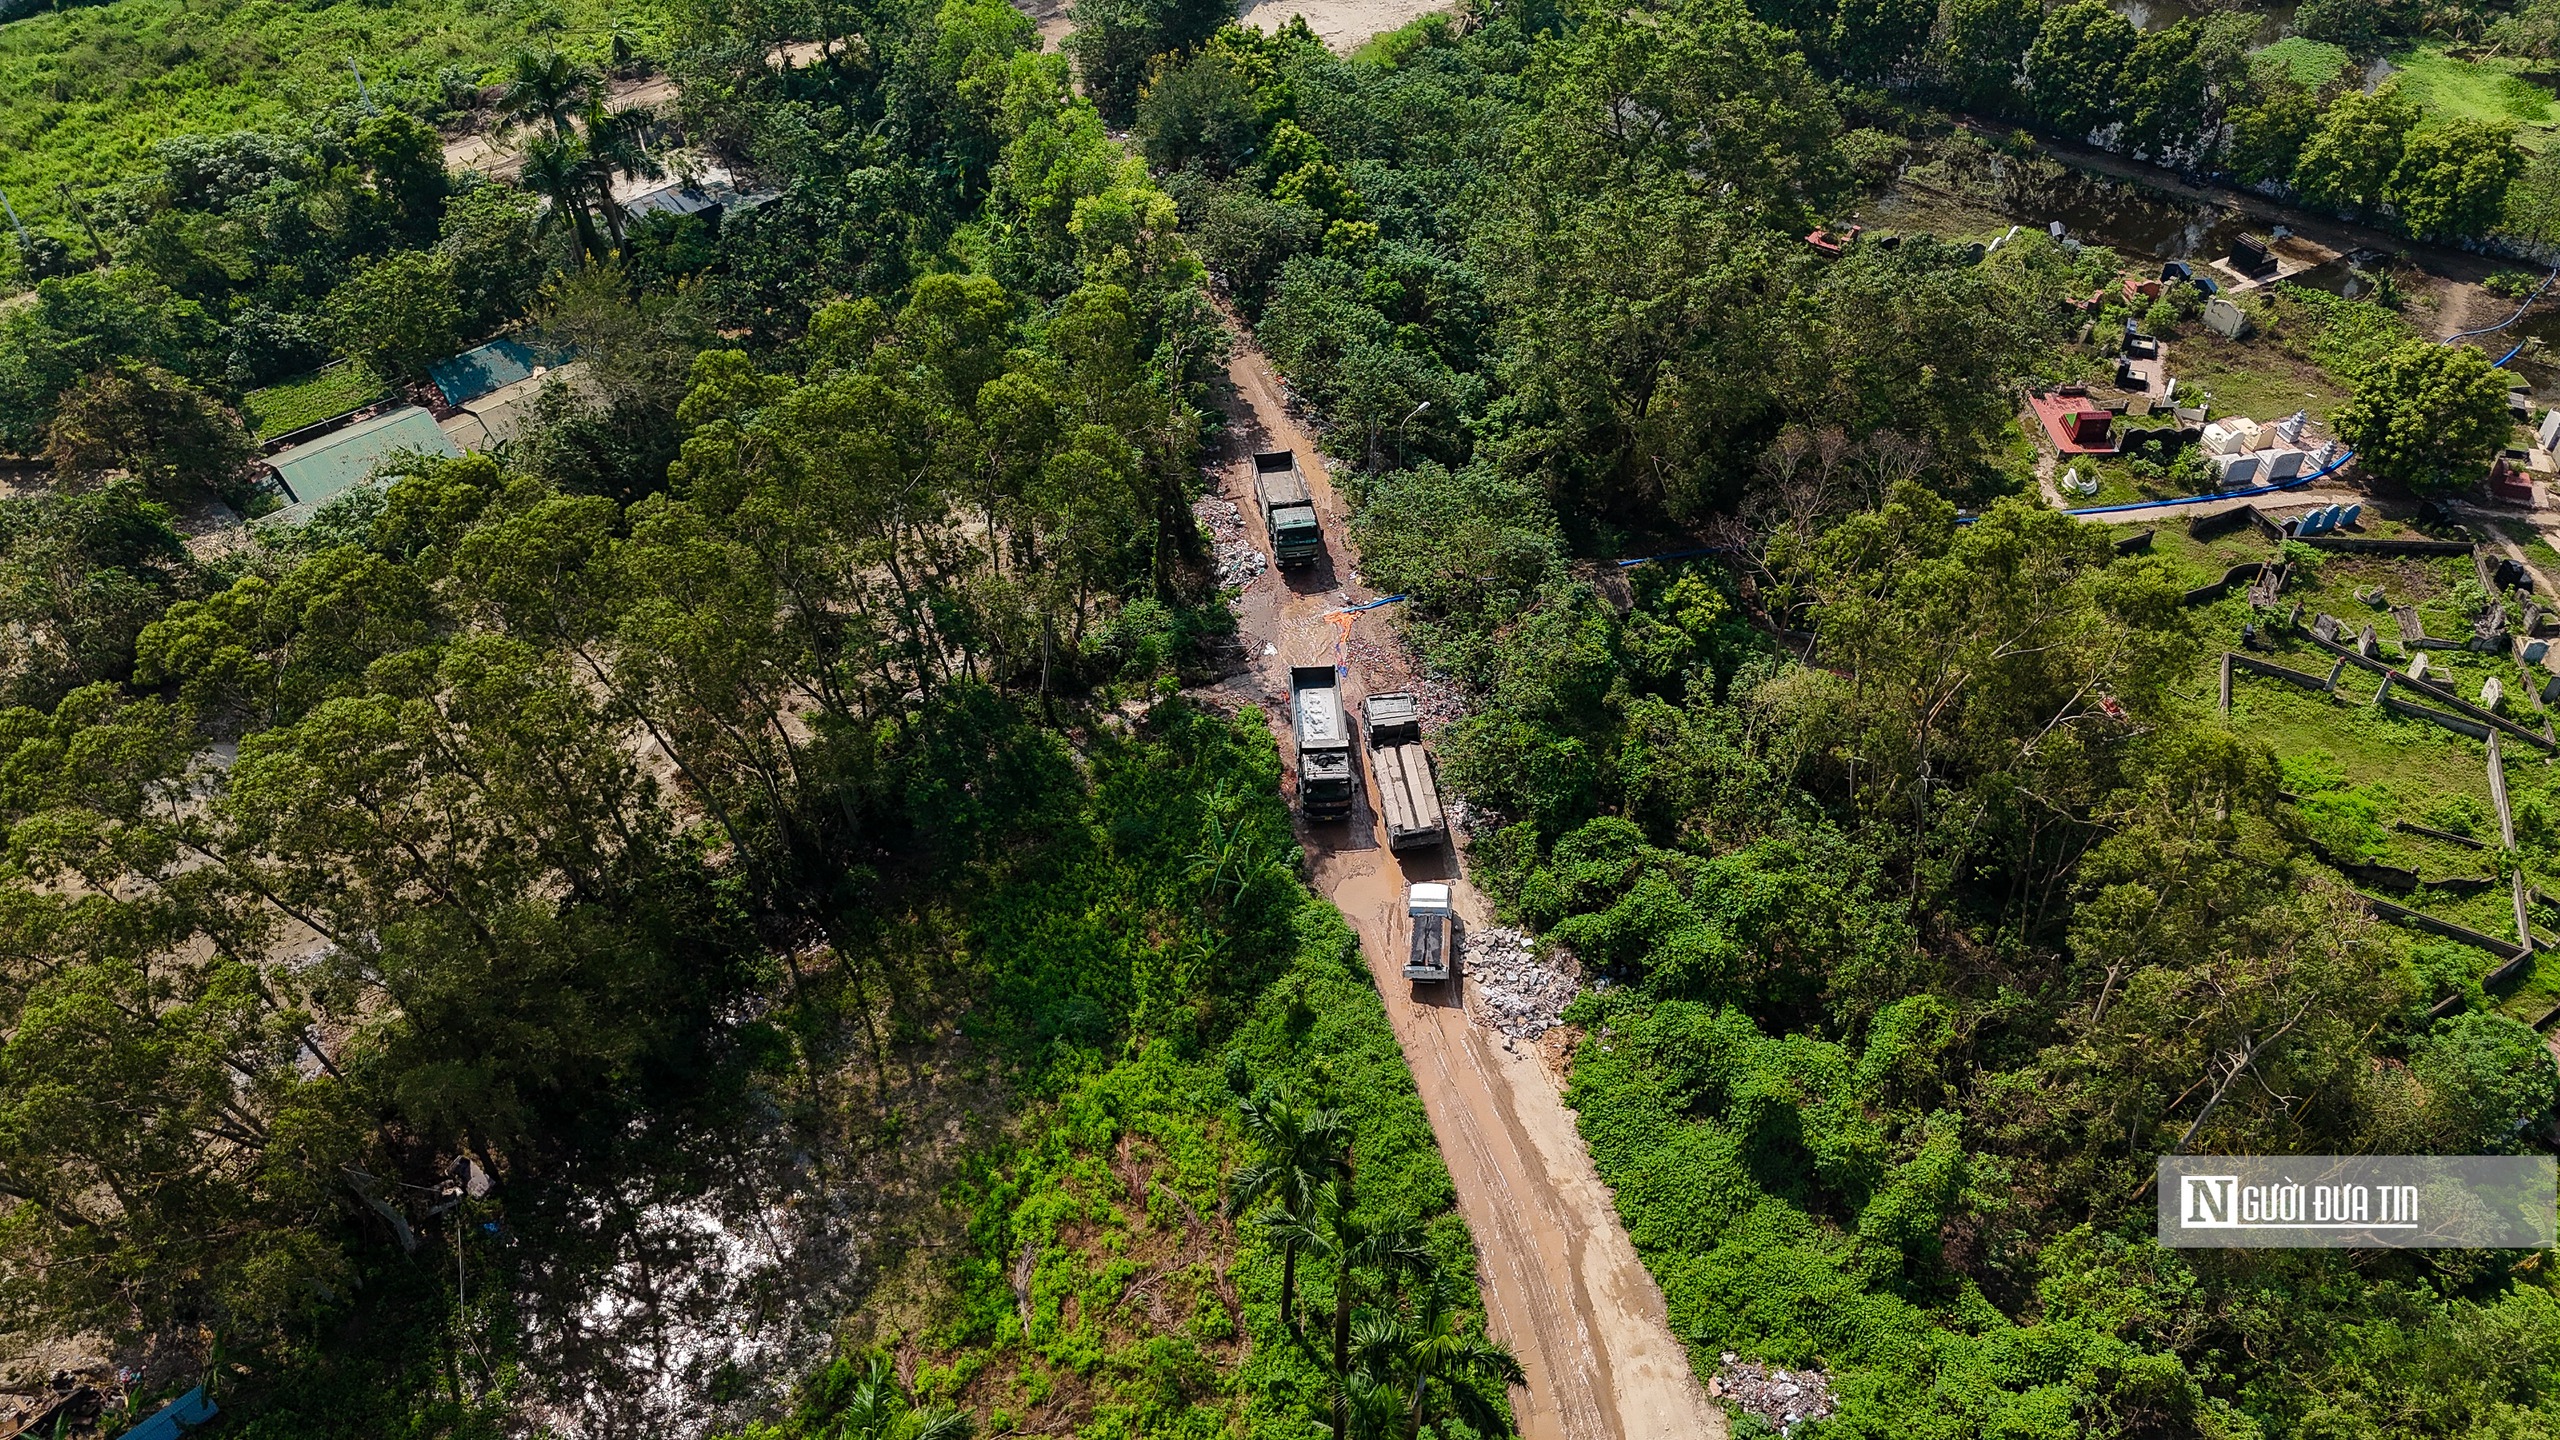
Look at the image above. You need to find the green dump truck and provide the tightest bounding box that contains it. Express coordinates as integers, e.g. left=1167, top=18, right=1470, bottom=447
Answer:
left=1253, top=450, right=1324, bottom=568
left=1291, top=665, right=1355, bottom=821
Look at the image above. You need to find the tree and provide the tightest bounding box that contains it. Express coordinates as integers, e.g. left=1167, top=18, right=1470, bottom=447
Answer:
left=1373, top=1274, right=1525, bottom=1440
left=2332, top=340, right=2515, bottom=492
left=2226, top=76, right=2319, bottom=186
left=1830, top=0, right=1935, bottom=83
left=497, top=49, right=595, bottom=144
left=2387, top=120, right=2525, bottom=240
left=351, top=110, right=450, bottom=242
left=45, top=363, right=257, bottom=501
left=2117, top=21, right=2208, bottom=162
left=0, top=480, right=195, bottom=708
left=1266, top=1188, right=1435, bottom=1440
left=1135, top=48, right=1267, bottom=177
left=580, top=98, right=667, bottom=253
left=2027, top=0, right=2136, bottom=139
left=438, top=184, right=548, bottom=333
left=2294, top=81, right=2420, bottom=217
left=324, top=250, right=463, bottom=383
left=1224, top=1082, right=1352, bottom=1338
left=1937, top=0, right=2040, bottom=115
left=518, top=133, right=606, bottom=265
left=1065, top=0, right=1233, bottom=124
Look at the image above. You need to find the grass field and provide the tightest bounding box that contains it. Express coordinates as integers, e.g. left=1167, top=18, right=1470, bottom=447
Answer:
left=241, top=362, right=385, bottom=440
left=2384, top=44, right=2560, bottom=149
left=2256, top=36, right=2352, bottom=90
left=0, top=0, right=662, bottom=238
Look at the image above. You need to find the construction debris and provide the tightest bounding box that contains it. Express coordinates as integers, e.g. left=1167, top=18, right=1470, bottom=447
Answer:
left=1193, top=493, right=1267, bottom=590
left=1462, top=926, right=1578, bottom=1041
left=1709, top=1354, right=1837, bottom=1435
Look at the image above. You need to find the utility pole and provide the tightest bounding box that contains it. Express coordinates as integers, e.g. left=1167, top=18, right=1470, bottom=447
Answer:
left=0, top=184, right=28, bottom=250
left=55, top=184, right=108, bottom=268
left=348, top=57, right=374, bottom=110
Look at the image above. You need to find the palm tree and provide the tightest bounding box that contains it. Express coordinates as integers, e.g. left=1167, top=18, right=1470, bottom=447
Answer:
left=1225, top=1083, right=1352, bottom=1339
left=517, top=132, right=602, bottom=264
left=579, top=97, right=664, bottom=253
left=1269, top=1190, right=1436, bottom=1440
left=1389, top=1276, right=1525, bottom=1440
left=497, top=48, right=594, bottom=144
left=828, top=1355, right=972, bottom=1440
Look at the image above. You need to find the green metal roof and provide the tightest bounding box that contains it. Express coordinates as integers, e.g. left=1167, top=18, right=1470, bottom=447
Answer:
left=268, top=407, right=461, bottom=518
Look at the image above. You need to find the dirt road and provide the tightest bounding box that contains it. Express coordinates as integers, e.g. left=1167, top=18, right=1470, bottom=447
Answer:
left=1204, top=332, right=1723, bottom=1440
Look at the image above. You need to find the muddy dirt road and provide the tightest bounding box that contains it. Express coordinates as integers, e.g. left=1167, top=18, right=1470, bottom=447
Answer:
left=1201, top=332, right=1724, bottom=1440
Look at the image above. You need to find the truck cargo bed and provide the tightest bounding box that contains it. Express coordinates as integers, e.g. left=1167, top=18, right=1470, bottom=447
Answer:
left=1375, top=741, right=1446, bottom=851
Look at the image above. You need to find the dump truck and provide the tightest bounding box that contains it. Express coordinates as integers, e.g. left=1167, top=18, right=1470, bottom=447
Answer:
left=1363, top=691, right=1421, bottom=747
left=1405, top=882, right=1455, bottom=982
left=1291, top=665, right=1355, bottom=820
left=1253, top=450, right=1324, bottom=567
left=1373, top=741, right=1446, bottom=852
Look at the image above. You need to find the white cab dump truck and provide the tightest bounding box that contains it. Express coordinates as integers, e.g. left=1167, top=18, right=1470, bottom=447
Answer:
left=1405, top=882, right=1455, bottom=982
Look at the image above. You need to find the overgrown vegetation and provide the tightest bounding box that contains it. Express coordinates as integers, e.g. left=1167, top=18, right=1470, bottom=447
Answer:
left=1178, top=6, right=2560, bottom=1436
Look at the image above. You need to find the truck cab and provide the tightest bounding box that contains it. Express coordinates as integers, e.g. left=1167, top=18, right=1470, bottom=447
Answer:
left=1253, top=450, right=1325, bottom=568
left=1405, top=882, right=1455, bottom=982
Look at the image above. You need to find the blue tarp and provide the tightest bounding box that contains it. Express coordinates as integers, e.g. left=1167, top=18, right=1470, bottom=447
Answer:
left=118, top=1386, right=217, bottom=1440
left=428, top=339, right=543, bottom=407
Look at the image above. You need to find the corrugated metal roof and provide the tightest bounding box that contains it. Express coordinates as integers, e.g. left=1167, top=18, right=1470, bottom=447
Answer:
left=268, top=407, right=461, bottom=520
left=428, top=338, right=543, bottom=407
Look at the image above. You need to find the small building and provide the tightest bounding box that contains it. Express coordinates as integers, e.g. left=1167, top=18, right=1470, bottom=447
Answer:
left=264, top=406, right=462, bottom=520
left=2028, top=388, right=2121, bottom=455
left=2228, top=234, right=2279, bottom=280
left=2489, top=455, right=2541, bottom=508
left=428, top=339, right=549, bottom=408
left=437, top=361, right=592, bottom=453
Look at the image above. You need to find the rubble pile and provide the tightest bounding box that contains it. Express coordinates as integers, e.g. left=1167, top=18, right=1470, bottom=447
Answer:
left=1192, top=494, right=1266, bottom=590
left=1708, top=1355, right=1836, bottom=1435
left=1462, top=926, right=1578, bottom=1041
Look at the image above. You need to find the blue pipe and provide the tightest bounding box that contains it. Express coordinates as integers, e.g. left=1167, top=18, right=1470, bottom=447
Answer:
left=2058, top=448, right=2358, bottom=516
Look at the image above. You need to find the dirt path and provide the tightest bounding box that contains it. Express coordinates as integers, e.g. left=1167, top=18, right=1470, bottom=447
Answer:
left=440, top=42, right=825, bottom=177
left=1201, top=331, right=1724, bottom=1440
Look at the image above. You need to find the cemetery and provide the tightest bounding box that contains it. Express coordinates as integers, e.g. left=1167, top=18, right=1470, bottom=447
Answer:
left=2121, top=500, right=2560, bottom=1029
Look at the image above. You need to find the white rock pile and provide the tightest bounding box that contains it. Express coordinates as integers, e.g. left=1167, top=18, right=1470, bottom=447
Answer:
left=1193, top=493, right=1266, bottom=589
left=1708, top=1355, right=1836, bottom=1435
left=1462, top=926, right=1578, bottom=1041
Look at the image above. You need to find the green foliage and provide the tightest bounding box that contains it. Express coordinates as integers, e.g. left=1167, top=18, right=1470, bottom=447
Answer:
left=0, top=0, right=660, bottom=240
left=1936, top=0, right=2039, bottom=114
left=1065, top=0, right=1234, bottom=123
left=44, top=361, right=260, bottom=501
left=2256, top=35, right=2354, bottom=89
left=2296, top=81, right=2422, bottom=217
left=2026, top=0, right=2135, bottom=138
left=241, top=364, right=389, bottom=441
left=2228, top=79, right=2321, bottom=186
left=2333, top=340, right=2516, bottom=492
left=2386, top=120, right=2526, bottom=241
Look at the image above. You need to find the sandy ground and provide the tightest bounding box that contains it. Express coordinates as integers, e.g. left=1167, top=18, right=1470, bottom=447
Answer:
left=1201, top=327, right=1725, bottom=1440
left=1238, top=0, right=1446, bottom=48
left=440, top=43, right=825, bottom=178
